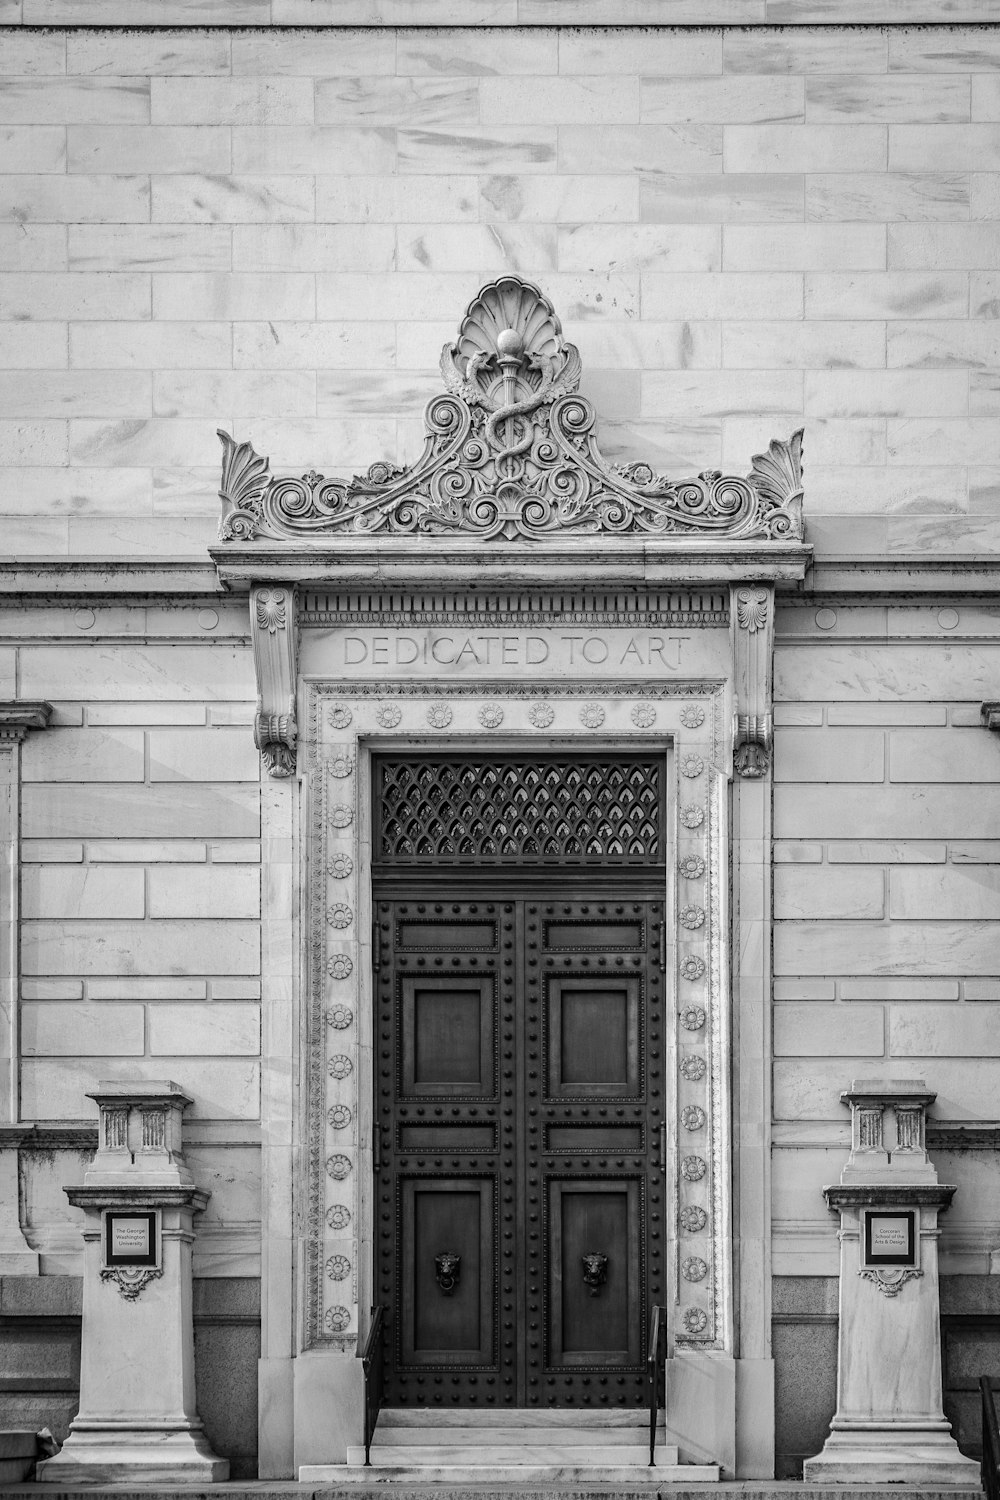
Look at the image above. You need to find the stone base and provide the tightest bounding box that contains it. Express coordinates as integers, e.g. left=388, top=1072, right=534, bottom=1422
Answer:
left=36, top=1425, right=229, bottom=1485
left=804, top=1426, right=981, bottom=1485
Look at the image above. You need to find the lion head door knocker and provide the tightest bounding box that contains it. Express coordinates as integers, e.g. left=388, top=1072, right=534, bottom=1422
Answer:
left=581, top=1252, right=609, bottom=1296
left=434, top=1252, right=461, bottom=1296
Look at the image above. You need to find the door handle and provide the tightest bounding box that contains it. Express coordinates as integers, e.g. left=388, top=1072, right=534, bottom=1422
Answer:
left=434, top=1253, right=461, bottom=1296
left=581, top=1253, right=608, bottom=1296
left=372, top=920, right=381, bottom=972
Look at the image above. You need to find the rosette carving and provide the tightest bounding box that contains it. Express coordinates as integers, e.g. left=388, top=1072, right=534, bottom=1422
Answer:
left=215, top=279, right=804, bottom=546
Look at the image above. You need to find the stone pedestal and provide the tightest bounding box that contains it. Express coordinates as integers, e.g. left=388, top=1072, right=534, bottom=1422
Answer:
left=37, top=1081, right=229, bottom=1485
left=804, top=1079, right=979, bottom=1486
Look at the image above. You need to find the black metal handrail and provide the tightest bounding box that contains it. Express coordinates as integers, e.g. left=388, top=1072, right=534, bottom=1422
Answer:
left=982, top=1376, right=1000, bottom=1500
left=646, top=1303, right=666, bottom=1466
left=360, top=1304, right=386, bottom=1466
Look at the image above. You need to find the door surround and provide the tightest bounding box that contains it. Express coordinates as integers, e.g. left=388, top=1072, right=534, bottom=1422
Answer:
left=209, top=274, right=812, bottom=1473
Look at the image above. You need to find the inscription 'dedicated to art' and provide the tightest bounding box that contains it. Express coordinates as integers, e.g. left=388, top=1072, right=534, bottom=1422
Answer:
left=306, top=628, right=730, bottom=678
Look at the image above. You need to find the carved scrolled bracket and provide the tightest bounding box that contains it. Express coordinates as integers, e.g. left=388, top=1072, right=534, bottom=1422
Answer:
left=249, top=583, right=298, bottom=779
left=731, top=584, right=774, bottom=778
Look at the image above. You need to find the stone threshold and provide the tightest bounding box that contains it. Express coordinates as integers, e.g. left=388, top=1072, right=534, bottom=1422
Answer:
left=0, top=1483, right=985, bottom=1499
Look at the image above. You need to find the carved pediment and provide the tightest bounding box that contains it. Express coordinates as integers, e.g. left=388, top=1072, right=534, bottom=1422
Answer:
left=216, top=276, right=803, bottom=547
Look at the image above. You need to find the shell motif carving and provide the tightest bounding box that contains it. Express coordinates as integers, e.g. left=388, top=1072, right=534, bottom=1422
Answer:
left=326, top=1154, right=352, bottom=1181
left=679, top=805, right=705, bottom=829
left=326, top=1254, right=351, bottom=1281
left=326, top=1003, right=353, bottom=1030
left=478, top=704, right=504, bottom=729
left=680, top=904, right=706, bottom=930
left=326, top=1204, right=351, bottom=1231
left=328, top=1054, right=353, bottom=1080
left=329, top=754, right=354, bottom=778
left=328, top=954, right=353, bottom=980
left=680, top=955, right=706, bottom=981
left=329, top=853, right=354, bottom=879
left=681, top=754, right=705, bottom=778
left=680, top=1055, right=707, bottom=1082
left=681, top=1105, right=707, bottom=1132
left=679, top=1204, right=708, bottom=1233
left=736, top=586, right=770, bottom=633
left=579, top=703, right=606, bottom=729
left=427, top=702, right=453, bottom=728
left=255, top=588, right=286, bottom=634
left=681, top=1155, right=707, bottom=1182
left=680, top=1006, right=706, bottom=1031
left=631, top=703, right=657, bottom=728
left=683, top=1308, right=709, bottom=1334
left=529, top=702, right=555, bottom=728
left=329, top=705, right=353, bottom=729
left=216, top=280, right=804, bottom=546
left=682, top=1257, right=709, bottom=1283
left=324, top=1305, right=351, bottom=1333
left=330, top=805, right=354, bottom=829
left=679, top=854, right=706, bottom=879
left=376, top=704, right=402, bottom=728
left=680, top=705, right=706, bottom=729
left=327, top=1104, right=352, bottom=1130
left=327, top=903, right=353, bottom=929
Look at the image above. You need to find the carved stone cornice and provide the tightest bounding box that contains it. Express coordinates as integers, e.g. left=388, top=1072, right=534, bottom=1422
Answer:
left=0, top=701, right=52, bottom=742
left=210, top=277, right=808, bottom=571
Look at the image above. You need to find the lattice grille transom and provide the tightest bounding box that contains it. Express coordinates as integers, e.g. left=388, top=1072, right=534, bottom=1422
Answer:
left=375, top=756, right=663, bottom=864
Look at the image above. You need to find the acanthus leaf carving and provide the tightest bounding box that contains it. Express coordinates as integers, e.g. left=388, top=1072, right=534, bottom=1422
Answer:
left=215, top=278, right=805, bottom=548
left=250, top=583, right=298, bottom=780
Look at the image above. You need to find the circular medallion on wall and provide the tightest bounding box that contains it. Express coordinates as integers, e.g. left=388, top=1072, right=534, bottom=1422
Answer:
left=329, top=705, right=353, bottom=729
left=326, top=1154, right=352, bottom=1181
left=579, top=702, right=606, bottom=728
left=329, top=753, right=354, bottom=778
left=326, top=1204, right=351, bottom=1231
left=682, top=1257, right=708, bottom=1283
left=680, top=1006, right=706, bottom=1031
left=478, top=704, right=504, bottom=729
left=326, top=1254, right=351, bottom=1282
left=328, top=1055, right=353, bottom=1081
left=678, top=854, right=706, bottom=880
left=679, top=955, right=706, bottom=981
left=376, top=704, right=402, bottom=729
left=327, top=903, right=353, bottom=929
left=683, top=1308, right=708, bottom=1334
left=679, top=1205, right=708, bottom=1233
left=528, top=702, right=555, bottom=728
left=681, top=754, right=704, bottom=779
left=329, top=853, right=354, bottom=879
left=326, top=1003, right=353, bottom=1030
left=426, top=702, right=453, bottom=729
left=680, top=904, right=706, bottom=930
left=681, top=1105, right=706, bottom=1132
left=327, top=1104, right=352, bottom=1130
left=679, top=805, right=705, bottom=829
left=330, top=805, right=354, bottom=829
left=680, top=1055, right=707, bottom=1082
left=328, top=954, right=353, bottom=980
left=681, top=1155, right=707, bottom=1182
left=680, top=705, right=705, bottom=730
left=324, top=1306, right=351, bottom=1333
left=631, top=703, right=657, bottom=728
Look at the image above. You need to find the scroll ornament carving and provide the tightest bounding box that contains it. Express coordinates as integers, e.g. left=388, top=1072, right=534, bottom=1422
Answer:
left=100, top=1266, right=163, bottom=1302
left=861, top=1267, right=923, bottom=1299
left=249, top=583, right=297, bottom=779
left=216, top=279, right=804, bottom=547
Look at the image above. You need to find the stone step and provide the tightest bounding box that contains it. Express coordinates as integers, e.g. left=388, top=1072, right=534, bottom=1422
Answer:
left=372, top=1426, right=661, bottom=1445
left=376, top=1407, right=656, bottom=1428
left=347, top=1444, right=678, bottom=1467
left=305, top=1462, right=720, bottom=1485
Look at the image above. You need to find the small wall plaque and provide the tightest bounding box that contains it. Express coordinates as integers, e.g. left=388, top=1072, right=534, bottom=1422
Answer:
left=862, top=1209, right=916, bottom=1269
left=104, top=1210, right=159, bottom=1269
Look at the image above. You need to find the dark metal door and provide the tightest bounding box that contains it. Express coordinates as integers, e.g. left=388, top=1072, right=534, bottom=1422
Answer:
left=374, top=894, right=666, bottom=1408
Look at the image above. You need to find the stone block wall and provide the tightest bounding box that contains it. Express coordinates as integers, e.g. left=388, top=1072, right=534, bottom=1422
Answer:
left=0, top=23, right=998, bottom=560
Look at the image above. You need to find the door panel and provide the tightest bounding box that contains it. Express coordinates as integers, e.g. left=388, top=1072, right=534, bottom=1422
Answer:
left=376, top=895, right=665, bottom=1407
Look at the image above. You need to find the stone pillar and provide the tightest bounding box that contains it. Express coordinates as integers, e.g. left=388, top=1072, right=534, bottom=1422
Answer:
left=37, top=1081, right=229, bottom=1484
left=804, top=1079, right=979, bottom=1485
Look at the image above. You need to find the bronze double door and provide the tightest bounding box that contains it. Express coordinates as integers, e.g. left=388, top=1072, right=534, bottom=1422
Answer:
left=373, top=891, right=667, bottom=1407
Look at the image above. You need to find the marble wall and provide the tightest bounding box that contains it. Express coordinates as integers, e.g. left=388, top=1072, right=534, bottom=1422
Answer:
left=0, top=24, right=998, bottom=559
